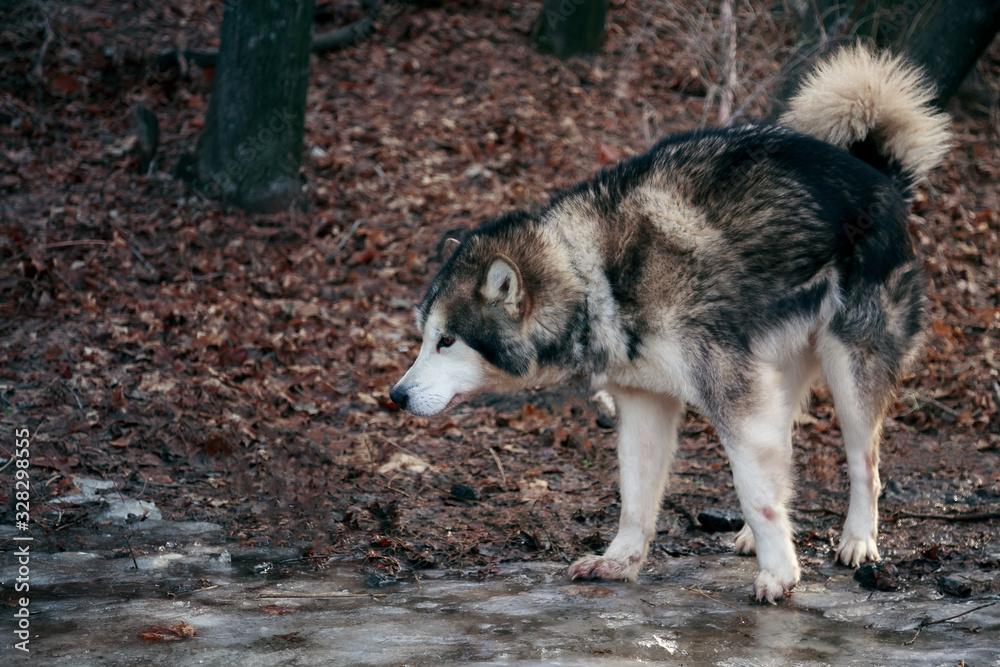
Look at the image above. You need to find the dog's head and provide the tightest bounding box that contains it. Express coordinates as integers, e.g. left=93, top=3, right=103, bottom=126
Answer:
left=390, top=214, right=582, bottom=416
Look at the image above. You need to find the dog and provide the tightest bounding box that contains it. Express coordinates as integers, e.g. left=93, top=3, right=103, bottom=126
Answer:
left=390, top=46, right=950, bottom=603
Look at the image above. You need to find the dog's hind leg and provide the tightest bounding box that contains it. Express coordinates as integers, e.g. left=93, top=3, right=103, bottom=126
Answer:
left=569, top=389, right=683, bottom=582
left=718, top=363, right=800, bottom=603
left=818, top=333, right=893, bottom=567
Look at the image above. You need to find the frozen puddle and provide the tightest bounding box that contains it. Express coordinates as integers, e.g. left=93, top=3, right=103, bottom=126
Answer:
left=1, top=504, right=997, bottom=664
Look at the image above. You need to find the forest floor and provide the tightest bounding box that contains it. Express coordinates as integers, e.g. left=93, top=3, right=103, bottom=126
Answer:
left=1, top=0, right=998, bottom=602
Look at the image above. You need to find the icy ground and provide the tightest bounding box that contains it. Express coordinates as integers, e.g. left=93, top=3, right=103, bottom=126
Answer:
left=1, top=480, right=998, bottom=666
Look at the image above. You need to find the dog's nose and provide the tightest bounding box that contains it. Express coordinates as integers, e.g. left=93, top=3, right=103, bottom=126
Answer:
left=389, top=386, right=408, bottom=411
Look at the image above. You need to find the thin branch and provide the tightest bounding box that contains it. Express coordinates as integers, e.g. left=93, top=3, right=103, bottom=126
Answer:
left=685, top=586, right=745, bottom=624
left=258, top=592, right=387, bottom=599
left=717, top=0, right=737, bottom=125
left=891, top=510, right=1000, bottom=523
left=327, top=218, right=366, bottom=262
left=904, top=601, right=997, bottom=645
left=489, top=447, right=508, bottom=489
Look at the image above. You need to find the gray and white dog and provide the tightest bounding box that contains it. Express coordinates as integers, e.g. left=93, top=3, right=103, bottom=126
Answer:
left=391, top=46, right=950, bottom=602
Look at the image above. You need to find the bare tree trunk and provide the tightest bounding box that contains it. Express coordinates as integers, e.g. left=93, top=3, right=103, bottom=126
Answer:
left=717, top=0, right=738, bottom=125
left=531, top=0, right=609, bottom=59
left=774, top=0, right=1000, bottom=114
left=197, top=0, right=315, bottom=213
left=877, top=0, right=1000, bottom=106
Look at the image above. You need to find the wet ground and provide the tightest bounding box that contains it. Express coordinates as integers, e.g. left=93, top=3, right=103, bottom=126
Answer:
left=2, top=481, right=998, bottom=666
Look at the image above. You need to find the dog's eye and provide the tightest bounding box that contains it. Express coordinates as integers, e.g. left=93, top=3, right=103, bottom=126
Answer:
left=437, top=335, right=455, bottom=351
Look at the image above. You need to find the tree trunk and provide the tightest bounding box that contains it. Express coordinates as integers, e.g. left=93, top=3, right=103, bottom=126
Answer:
left=876, top=0, right=1000, bottom=106
left=198, top=0, right=315, bottom=213
left=774, top=0, right=1000, bottom=114
left=531, top=0, right=608, bottom=59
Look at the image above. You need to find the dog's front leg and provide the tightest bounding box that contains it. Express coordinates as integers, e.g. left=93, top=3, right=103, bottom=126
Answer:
left=569, top=390, right=683, bottom=581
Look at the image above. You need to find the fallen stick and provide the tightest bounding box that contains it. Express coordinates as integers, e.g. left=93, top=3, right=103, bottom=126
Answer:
left=685, top=587, right=744, bottom=624
left=891, top=511, right=1000, bottom=523
left=489, top=447, right=508, bottom=489
left=258, top=592, right=387, bottom=599
left=903, top=601, right=997, bottom=645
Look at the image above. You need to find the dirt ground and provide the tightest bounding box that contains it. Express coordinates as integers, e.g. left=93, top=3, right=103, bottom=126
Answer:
left=1, top=0, right=998, bottom=597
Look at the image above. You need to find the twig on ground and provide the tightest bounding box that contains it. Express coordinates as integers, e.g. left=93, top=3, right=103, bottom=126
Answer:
left=685, top=586, right=744, bottom=624
left=489, top=447, right=508, bottom=489
left=903, top=601, right=997, bottom=645
left=328, top=218, right=366, bottom=261
left=130, top=245, right=157, bottom=275
left=54, top=513, right=89, bottom=531
left=276, top=554, right=332, bottom=564
left=891, top=510, right=1000, bottom=523
left=380, top=434, right=420, bottom=460
left=123, top=533, right=140, bottom=570
left=795, top=506, right=843, bottom=517
left=927, top=397, right=963, bottom=417
left=43, top=240, right=108, bottom=250
left=258, top=592, right=387, bottom=599
left=62, top=379, right=83, bottom=409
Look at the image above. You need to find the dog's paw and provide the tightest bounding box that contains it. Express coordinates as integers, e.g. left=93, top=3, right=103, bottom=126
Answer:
left=568, top=555, right=639, bottom=582
left=733, top=524, right=756, bottom=555
left=752, top=569, right=797, bottom=604
left=836, top=535, right=880, bottom=567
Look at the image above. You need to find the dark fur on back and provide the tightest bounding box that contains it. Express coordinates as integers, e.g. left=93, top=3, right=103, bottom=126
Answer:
left=419, top=123, right=925, bottom=417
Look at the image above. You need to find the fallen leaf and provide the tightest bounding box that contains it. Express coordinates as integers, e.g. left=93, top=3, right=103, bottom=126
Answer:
left=259, top=604, right=297, bottom=616
left=138, top=622, right=196, bottom=641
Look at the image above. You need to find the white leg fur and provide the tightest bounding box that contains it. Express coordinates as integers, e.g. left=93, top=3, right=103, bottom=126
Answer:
left=818, top=335, right=884, bottom=567
left=722, top=364, right=801, bottom=603
left=732, top=352, right=818, bottom=559
left=569, top=390, right=683, bottom=581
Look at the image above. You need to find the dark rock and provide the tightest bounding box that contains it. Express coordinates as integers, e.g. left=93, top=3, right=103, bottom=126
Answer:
left=366, top=572, right=398, bottom=588
left=854, top=562, right=900, bottom=591
left=450, top=483, right=478, bottom=501
left=697, top=508, right=744, bottom=533
left=938, top=572, right=993, bottom=597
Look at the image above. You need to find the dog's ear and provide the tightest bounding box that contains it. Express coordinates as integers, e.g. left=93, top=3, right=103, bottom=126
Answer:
left=481, top=254, right=525, bottom=317
left=441, top=237, right=461, bottom=263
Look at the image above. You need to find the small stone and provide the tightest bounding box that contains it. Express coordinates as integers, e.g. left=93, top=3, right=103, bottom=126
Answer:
left=854, top=562, right=900, bottom=591
left=938, top=572, right=993, bottom=597
left=697, top=508, right=744, bottom=533
left=366, top=572, right=398, bottom=588
left=450, top=483, right=478, bottom=501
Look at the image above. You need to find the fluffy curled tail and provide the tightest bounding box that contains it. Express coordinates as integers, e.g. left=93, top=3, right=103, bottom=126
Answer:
left=780, top=45, right=951, bottom=194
